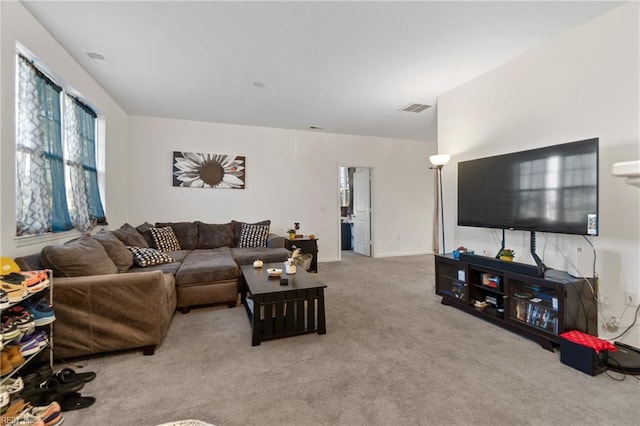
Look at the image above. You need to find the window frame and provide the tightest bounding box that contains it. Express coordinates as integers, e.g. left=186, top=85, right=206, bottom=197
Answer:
left=14, top=48, right=107, bottom=242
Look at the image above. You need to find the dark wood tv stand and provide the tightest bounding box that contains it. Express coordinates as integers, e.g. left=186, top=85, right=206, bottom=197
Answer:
left=434, top=254, right=597, bottom=351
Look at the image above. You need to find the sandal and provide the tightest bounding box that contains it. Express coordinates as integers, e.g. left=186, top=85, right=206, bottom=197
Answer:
left=21, top=379, right=84, bottom=405
left=53, top=367, right=96, bottom=383
left=59, top=392, right=95, bottom=411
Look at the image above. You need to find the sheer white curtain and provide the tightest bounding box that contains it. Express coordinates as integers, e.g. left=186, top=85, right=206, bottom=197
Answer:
left=64, top=94, right=92, bottom=231
left=15, top=56, right=49, bottom=236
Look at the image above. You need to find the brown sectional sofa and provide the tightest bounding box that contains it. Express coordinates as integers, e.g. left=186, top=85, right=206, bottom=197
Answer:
left=15, top=220, right=290, bottom=358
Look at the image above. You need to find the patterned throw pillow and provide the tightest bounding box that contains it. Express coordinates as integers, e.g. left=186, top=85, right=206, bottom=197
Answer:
left=127, top=246, right=175, bottom=267
left=150, top=226, right=181, bottom=252
left=237, top=223, right=270, bottom=248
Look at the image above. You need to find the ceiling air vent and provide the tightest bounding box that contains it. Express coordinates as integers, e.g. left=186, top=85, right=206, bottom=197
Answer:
left=399, top=103, right=431, bottom=113
left=86, top=51, right=107, bottom=62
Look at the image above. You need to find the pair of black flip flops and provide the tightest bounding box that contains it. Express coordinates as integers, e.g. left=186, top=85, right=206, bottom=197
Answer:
left=22, top=367, right=97, bottom=411
left=1, top=272, right=25, bottom=283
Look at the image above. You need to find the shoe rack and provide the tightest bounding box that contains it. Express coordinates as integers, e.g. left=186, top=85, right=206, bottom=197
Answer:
left=1, top=270, right=54, bottom=384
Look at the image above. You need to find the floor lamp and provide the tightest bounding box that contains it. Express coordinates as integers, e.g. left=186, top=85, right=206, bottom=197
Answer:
left=429, top=154, right=451, bottom=254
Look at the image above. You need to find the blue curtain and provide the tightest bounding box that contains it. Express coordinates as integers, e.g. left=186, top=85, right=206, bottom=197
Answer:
left=36, top=74, right=73, bottom=232
left=74, top=100, right=107, bottom=224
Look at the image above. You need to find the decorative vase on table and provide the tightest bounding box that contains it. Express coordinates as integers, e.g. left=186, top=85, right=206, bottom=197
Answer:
left=285, top=262, right=296, bottom=274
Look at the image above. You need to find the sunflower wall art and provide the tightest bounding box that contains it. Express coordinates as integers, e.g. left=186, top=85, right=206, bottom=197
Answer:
left=172, top=151, right=246, bottom=189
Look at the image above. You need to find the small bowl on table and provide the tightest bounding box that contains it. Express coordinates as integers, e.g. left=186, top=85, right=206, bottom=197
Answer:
left=267, top=268, right=283, bottom=277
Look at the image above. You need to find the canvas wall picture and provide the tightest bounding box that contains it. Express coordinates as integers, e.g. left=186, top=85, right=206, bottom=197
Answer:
left=172, top=151, right=245, bottom=189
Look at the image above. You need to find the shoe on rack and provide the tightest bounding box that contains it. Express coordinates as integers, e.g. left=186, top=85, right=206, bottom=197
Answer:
left=0, top=289, right=10, bottom=310
left=5, top=344, right=25, bottom=368
left=1, top=315, right=20, bottom=341
left=20, top=271, right=49, bottom=294
left=0, top=398, right=30, bottom=425
left=25, top=299, right=55, bottom=327
left=12, top=409, right=45, bottom=426
left=0, top=281, right=27, bottom=303
left=5, top=305, right=35, bottom=332
left=18, top=333, right=42, bottom=357
left=0, top=272, right=24, bottom=284
left=0, top=391, right=8, bottom=415
left=0, top=377, right=24, bottom=395
left=28, top=401, right=63, bottom=426
left=25, top=331, right=50, bottom=351
left=0, top=351, right=13, bottom=376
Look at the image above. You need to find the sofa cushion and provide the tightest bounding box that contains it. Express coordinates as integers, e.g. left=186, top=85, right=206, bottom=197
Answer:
left=196, top=222, right=235, bottom=249
left=112, top=223, right=148, bottom=248
left=163, top=250, right=191, bottom=263
left=41, top=236, right=118, bottom=277
left=14, top=253, right=44, bottom=271
left=155, top=222, right=199, bottom=250
left=231, top=220, right=271, bottom=246
left=136, top=222, right=157, bottom=248
left=128, top=246, right=175, bottom=268
left=175, top=248, right=239, bottom=287
left=93, top=230, right=134, bottom=273
left=237, top=223, right=270, bottom=248
left=230, top=247, right=290, bottom=266
left=150, top=226, right=181, bottom=252
left=128, top=261, right=182, bottom=275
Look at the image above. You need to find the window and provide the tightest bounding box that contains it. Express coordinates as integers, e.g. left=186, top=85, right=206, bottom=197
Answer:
left=15, top=53, right=106, bottom=237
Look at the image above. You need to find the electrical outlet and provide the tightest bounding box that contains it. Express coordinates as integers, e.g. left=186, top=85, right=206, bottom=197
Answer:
left=604, top=316, right=620, bottom=332
left=624, top=291, right=639, bottom=307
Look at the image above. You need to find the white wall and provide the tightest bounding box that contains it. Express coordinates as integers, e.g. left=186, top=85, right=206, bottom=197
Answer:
left=438, top=3, right=640, bottom=346
left=0, top=1, right=130, bottom=258
left=128, top=116, right=438, bottom=261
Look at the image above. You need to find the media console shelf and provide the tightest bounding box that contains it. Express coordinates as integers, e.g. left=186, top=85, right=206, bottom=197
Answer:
left=435, top=254, right=597, bottom=351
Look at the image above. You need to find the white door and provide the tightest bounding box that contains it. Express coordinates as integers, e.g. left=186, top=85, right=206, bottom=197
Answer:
left=353, top=167, right=371, bottom=256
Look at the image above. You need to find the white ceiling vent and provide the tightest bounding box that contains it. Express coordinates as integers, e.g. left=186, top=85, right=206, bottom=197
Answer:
left=399, top=103, right=431, bottom=113
left=86, top=51, right=107, bottom=62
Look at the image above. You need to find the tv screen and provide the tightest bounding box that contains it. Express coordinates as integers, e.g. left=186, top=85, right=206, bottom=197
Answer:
left=457, top=138, right=599, bottom=236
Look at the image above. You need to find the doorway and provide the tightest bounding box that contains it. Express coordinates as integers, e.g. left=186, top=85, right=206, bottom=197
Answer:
left=338, top=166, right=373, bottom=259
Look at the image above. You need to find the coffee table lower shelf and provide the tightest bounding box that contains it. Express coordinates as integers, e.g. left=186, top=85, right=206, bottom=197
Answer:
left=243, top=288, right=326, bottom=346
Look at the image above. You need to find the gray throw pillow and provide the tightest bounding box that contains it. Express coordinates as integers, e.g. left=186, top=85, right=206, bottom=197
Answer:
left=196, top=222, right=235, bottom=249
left=112, top=223, right=148, bottom=248
left=41, top=236, right=118, bottom=277
left=93, top=230, right=134, bottom=273
left=155, top=222, right=198, bottom=250
left=136, top=222, right=157, bottom=248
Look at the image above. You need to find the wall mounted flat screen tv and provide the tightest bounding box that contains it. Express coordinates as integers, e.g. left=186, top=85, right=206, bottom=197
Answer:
left=457, top=138, right=598, bottom=236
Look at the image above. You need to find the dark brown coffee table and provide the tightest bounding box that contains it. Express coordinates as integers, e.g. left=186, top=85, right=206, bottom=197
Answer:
left=240, top=263, right=327, bottom=346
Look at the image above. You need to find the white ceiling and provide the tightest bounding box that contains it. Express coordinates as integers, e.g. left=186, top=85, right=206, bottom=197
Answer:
left=22, top=1, right=623, bottom=142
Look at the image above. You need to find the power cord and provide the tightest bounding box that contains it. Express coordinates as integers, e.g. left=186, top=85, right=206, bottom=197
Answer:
left=541, top=234, right=597, bottom=333
left=609, top=303, right=640, bottom=341
left=605, top=355, right=640, bottom=382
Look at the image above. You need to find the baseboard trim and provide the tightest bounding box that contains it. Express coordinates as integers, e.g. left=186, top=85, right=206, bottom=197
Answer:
left=374, top=250, right=431, bottom=258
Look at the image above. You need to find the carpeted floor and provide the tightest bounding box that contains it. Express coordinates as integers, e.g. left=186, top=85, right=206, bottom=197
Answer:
left=61, top=254, right=639, bottom=425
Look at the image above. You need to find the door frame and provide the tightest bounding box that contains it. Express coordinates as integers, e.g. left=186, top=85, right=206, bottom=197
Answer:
left=337, top=164, right=374, bottom=261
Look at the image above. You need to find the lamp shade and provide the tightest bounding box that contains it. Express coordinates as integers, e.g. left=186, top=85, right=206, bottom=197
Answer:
left=429, top=154, right=451, bottom=167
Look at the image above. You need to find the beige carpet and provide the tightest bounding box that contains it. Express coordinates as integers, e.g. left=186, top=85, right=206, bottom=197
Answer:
left=60, top=254, right=639, bottom=425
